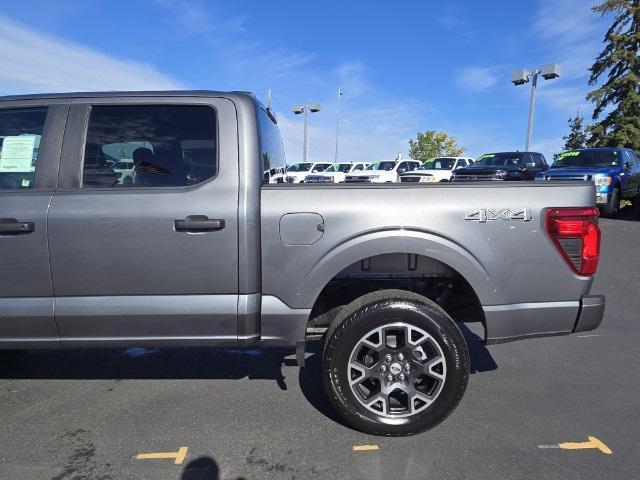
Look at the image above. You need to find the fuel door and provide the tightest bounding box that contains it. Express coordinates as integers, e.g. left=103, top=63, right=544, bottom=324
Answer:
left=279, top=212, right=324, bottom=246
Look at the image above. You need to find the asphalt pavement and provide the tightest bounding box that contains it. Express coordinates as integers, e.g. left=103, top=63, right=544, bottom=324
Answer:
left=1, top=208, right=639, bottom=480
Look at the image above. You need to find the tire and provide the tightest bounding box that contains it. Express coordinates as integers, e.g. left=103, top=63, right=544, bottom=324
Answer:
left=600, top=188, right=620, bottom=218
left=322, top=289, right=469, bottom=436
left=633, top=196, right=640, bottom=220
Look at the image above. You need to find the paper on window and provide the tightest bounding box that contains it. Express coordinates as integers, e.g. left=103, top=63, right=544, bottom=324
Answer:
left=0, top=135, right=37, bottom=172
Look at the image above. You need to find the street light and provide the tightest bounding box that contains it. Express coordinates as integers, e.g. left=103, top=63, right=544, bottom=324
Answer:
left=292, top=103, right=321, bottom=163
left=511, top=63, right=561, bottom=151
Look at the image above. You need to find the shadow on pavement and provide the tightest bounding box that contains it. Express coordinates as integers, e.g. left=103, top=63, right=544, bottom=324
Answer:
left=0, top=322, right=497, bottom=431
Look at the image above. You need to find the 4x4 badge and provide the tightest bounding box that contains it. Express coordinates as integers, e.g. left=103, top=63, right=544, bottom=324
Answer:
left=464, top=208, right=532, bottom=223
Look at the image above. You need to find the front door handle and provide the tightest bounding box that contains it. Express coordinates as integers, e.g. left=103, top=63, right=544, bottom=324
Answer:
left=174, top=215, right=225, bottom=232
left=0, top=218, right=35, bottom=234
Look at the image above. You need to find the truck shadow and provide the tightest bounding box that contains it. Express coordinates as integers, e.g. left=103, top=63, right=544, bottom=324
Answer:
left=0, top=324, right=496, bottom=427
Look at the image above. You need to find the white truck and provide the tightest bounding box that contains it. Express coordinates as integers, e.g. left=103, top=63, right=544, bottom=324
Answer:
left=399, top=157, right=474, bottom=183
left=305, top=162, right=369, bottom=183
left=345, top=159, right=421, bottom=183
left=285, top=162, right=333, bottom=183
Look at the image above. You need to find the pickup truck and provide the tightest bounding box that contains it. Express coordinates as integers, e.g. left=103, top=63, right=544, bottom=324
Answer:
left=0, top=90, right=605, bottom=436
left=453, top=151, right=548, bottom=181
left=305, top=162, right=369, bottom=183
left=345, top=159, right=421, bottom=183
left=285, top=161, right=333, bottom=183
left=536, top=147, right=640, bottom=218
left=399, top=157, right=474, bottom=183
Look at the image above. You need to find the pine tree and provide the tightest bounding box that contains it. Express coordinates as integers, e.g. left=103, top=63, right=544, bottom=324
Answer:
left=586, top=0, right=640, bottom=149
left=562, top=112, right=589, bottom=150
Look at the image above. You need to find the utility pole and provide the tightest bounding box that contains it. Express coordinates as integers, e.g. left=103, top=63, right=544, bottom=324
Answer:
left=525, top=74, right=537, bottom=152
left=334, top=87, right=342, bottom=163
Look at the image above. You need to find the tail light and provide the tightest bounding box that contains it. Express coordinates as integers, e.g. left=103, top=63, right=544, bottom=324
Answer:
left=545, top=207, right=601, bottom=276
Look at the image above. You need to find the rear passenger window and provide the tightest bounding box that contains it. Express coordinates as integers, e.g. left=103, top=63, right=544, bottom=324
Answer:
left=0, top=108, right=47, bottom=190
left=83, top=105, right=217, bottom=188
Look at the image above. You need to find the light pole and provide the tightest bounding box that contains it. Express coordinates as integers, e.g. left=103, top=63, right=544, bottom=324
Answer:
left=292, top=103, right=321, bottom=163
left=334, top=87, right=342, bottom=163
left=511, top=63, right=561, bottom=151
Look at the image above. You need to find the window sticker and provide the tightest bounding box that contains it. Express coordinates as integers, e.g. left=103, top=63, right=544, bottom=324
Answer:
left=477, top=153, right=495, bottom=160
left=21, top=178, right=31, bottom=187
left=0, top=135, right=36, bottom=172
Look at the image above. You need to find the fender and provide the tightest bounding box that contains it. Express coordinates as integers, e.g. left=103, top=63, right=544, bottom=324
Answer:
left=304, top=227, right=497, bottom=309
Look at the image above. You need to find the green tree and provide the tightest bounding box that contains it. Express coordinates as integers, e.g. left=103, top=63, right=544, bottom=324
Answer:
left=408, top=130, right=466, bottom=162
left=586, top=0, right=640, bottom=149
left=562, top=112, right=589, bottom=150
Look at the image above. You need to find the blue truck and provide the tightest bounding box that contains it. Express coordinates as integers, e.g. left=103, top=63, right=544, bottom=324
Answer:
left=536, top=147, right=640, bottom=218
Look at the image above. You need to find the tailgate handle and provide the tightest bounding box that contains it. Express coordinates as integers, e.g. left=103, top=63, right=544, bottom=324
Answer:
left=0, top=218, right=35, bottom=234
left=174, top=216, right=225, bottom=232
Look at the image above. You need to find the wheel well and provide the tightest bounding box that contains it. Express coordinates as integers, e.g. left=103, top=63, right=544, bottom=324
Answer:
left=307, top=253, right=485, bottom=336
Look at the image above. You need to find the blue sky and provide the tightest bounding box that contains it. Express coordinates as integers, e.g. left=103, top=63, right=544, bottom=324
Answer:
left=0, top=0, right=609, bottom=163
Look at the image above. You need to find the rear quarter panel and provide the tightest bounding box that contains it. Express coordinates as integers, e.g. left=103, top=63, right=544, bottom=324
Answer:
left=260, top=183, right=596, bottom=310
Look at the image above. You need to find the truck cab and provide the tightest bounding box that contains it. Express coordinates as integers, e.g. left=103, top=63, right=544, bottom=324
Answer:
left=536, top=147, right=640, bottom=217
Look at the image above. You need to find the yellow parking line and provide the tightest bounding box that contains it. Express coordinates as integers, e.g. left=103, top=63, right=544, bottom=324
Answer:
left=136, top=447, right=189, bottom=465
left=353, top=444, right=380, bottom=452
left=559, top=436, right=612, bottom=454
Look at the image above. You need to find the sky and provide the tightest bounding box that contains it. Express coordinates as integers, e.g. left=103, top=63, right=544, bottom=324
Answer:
left=0, top=0, right=611, bottom=163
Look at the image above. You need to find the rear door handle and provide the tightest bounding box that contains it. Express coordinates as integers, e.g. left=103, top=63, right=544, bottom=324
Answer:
left=0, top=218, right=35, bottom=234
left=174, top=215, right=225, bottom=232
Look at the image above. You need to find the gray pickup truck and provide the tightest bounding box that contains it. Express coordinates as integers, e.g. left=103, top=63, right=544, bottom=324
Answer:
left=0, top=90, right=605, bottom=436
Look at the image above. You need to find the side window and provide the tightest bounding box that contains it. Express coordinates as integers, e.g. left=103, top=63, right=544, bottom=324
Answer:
left=354, top=163, right=364, bottom=171
left=398, top=161, right=408, bottom=171
left=630, top=150, right=640, bottom=165
left=259, top=106, right=286, bottom=184
left=535, top=154, right=547, bottom=168
left=83, top=105, right=217, bottom=188
left=0, top=107, right=47, bottom=190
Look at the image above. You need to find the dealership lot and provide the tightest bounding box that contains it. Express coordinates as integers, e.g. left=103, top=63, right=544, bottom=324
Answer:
left=0, top=209, right=638, bottom=480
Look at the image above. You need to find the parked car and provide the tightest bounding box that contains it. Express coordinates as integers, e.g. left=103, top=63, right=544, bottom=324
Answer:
left=0, top=90, right=604, bottom=437
left=305, top=162, right=369, bottom=183
left=536, top=147, right=640, bottom=218
left=399, top=157, right=474, bottom=183
left=112, top=160, right=136, bottom=185
left=345, top=159, right=421, bottom=183
left=285, top=162, right=333, bottom=183
left=452, top=152, right=548, bottom=181
left=265, top=166, right=286, bottom=184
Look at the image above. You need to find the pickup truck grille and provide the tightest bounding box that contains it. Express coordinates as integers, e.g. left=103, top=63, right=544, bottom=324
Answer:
left=345, top=176, right=371, bottom=183
left=541, top=174, right=592, bottom=182
left=453, top=174, right=498, bottom=181
left=400, top=176, right=421, bottom=183
left=305, top=176, right=333, bottom=183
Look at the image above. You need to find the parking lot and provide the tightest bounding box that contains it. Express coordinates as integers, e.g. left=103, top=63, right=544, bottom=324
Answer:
left=0, top=208, right=638, bottom=480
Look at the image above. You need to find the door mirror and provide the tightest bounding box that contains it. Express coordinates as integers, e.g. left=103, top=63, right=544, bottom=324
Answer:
left=397, top=167, right=406, bottom=174
left=624, top=161, right=632, bottom=170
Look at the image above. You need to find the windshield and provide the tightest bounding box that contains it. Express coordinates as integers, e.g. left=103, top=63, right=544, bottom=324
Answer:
left=420, top=158, right=456, bottom=170
left=336, top=164, right=352, bottom=172
left=366, top=161, right=396, bottom=171
left=553, top=150, right=620, bottom=168
left=474, top=153, right=523, bottom=167
left=287, top=163, right=313, bottom=172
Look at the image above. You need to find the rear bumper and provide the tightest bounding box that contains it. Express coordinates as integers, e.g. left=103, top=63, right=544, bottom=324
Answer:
left=573, top=294, right=605, bottom=333
left=484, top=295, right=605, bottom=344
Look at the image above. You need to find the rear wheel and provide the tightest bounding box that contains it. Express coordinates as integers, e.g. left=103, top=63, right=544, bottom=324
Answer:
left=600, top=188, right=620, bottom=218
left=321, top=290, right=469, bottom=436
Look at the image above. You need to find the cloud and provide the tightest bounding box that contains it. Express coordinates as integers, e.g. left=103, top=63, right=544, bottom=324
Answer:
left=0, top=15, right=182, bottom=94
left=455, top=67, right=498, bottom=92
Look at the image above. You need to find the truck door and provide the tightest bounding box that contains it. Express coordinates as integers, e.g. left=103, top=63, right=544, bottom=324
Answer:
left=623, top=150, right=640, bottom=198
left=0, top=101, right=68, bottom=348
left=48, top=97, right=240, bottom=346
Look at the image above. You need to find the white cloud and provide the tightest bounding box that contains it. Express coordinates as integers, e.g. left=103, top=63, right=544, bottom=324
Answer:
left=0, top=15, right=182, bottom=94
left=455, top=67, right=498, bottom=93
